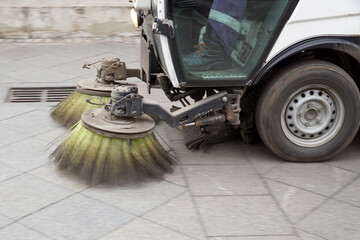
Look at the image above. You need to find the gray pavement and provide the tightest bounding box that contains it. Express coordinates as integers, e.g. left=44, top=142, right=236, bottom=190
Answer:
left=0, top=39, right=360, bottom=240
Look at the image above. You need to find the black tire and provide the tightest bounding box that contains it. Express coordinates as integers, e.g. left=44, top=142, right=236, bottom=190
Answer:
left=256, top=60, right=360, bottom=162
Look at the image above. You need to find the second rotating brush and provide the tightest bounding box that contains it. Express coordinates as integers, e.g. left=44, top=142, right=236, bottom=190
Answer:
left=50, top=58, right=139, bottom=128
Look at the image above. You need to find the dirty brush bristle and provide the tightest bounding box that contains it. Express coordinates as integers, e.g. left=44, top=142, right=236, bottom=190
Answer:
left=50, top=122, right=176, bottom=184
left=51, top=91, right=111, bottom=128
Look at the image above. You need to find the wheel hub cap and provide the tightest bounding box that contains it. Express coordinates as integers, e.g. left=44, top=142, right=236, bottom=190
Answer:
left=281, top=85, right=344, bottom=147
left=305, top=108, right=317, bottom=120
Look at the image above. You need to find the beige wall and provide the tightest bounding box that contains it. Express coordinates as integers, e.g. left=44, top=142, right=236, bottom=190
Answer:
left=0, top=0, right=138, bottom=39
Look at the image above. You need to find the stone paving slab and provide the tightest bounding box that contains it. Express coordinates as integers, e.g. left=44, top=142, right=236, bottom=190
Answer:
left=298, top=199, right=360, bottom=240
left=0, top=56, right=13, bottom=64
left=0, top=105, right=37, bottom=120
left=297, top=230, right=327, bottom=240
left=266, top=179, right=327, bottom=224
left=82, top=180, right=187, bottom=216
left=209, top=237, right=299, bottom=240
left=50, top=44, right=112, bottom=60
left=0, top=223, right=51, bottom=240
left=242, top=143, right=284, bottom=175
left=327, top=144, right=360, bottom=173
left=29, top=165, right=89, bottom=192
left=34, top=126, right=68, bottom=144
left=195, top=196, right=293, bottom=237
left=28, top=43, right=77, bottom=55
left=0, top=163, right=21, bottom=182
left=162, top=166, right=187, bottom=187
left=0, top=110, right=61, bottom=137
left=184, top=165, right=267, bottom=196
left=333, top=176, right=360, bottom=207
left=63, top=76, right=87, bottom=84
left=20, top=194, right=135, bottom=240
left=0, top=174, right=72, bottom=219
left=100, top=218, right=196, bottom=240
left=21, top=53, right=73, bottom=68
left=22, top=68, right=75, bottom=83
left=0, top=60, right=45, bottom=80
left=0, top=43, right=16, bottom=50
left=0, top=137, right=54, bottom=172
left=0, top=46, right=47, bottom=61
left=0, top=214, right=12, bottom=228
left=144, top=192, right=206, bottom=240
left=50, top=60, right=95, bottom=77
left=0, top=126, right=28, bottom=148
left=264, top=162, right=357, bottom=197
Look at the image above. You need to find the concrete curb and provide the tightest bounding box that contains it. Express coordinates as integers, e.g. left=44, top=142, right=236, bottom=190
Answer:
left=0, top=1, right=137, bottom=40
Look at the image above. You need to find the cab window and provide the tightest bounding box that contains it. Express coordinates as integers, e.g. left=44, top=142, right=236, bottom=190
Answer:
left=171, top=0, right=293, bottom=85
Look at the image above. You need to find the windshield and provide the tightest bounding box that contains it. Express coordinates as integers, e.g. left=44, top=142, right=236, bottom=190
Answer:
left=170, top=0, right=293, bottom=86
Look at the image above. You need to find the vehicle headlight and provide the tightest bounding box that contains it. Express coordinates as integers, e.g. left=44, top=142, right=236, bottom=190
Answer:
left=130, top=8, right=144, bottom=28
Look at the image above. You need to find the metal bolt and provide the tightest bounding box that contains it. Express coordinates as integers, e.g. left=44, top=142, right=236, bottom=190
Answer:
left=316, top=119, right=321, bottom=124
left=132, top=111, right=137, bottom=116
left=222, top=97, right=228, bottom=103
left=305, top=122, right=309, bottom=127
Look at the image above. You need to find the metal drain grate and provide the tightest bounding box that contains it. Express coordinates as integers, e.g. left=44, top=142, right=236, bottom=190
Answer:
left=6, top=87, right=76, bottom=103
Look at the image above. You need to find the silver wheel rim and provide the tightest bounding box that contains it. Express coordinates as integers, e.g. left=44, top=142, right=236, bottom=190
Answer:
left=281, top=84, right=345, bottom=147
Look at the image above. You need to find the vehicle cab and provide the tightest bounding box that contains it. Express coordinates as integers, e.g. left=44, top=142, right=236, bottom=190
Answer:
left=131, top=0, right=360, bottom=162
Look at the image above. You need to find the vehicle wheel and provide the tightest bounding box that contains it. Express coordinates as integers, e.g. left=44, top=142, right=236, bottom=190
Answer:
left=256, top=60, right=360, bottom=162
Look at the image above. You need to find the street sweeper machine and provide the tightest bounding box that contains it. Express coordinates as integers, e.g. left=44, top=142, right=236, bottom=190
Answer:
left=50, top=0, right=360, bottom=183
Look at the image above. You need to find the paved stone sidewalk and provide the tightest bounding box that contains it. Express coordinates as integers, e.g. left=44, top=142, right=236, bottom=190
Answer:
left=0, top=39, right=360, bottom=240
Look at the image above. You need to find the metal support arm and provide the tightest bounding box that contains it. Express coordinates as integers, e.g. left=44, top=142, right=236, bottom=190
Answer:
left=143, top=91, right=228, bottom=127
left=108, top=85, right=228, bottom=128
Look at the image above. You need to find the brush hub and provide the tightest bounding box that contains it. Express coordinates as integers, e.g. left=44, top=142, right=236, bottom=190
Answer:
left=81, top=108, right=155, bottom=139
left=111, top=85, right=139, bottom=100
left=103, top=114, right=135, bottom=125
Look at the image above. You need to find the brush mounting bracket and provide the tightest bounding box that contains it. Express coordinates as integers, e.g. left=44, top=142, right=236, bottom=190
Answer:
left=109, top=85, right=229, bottom=128
left=109, top=85, right=143, bottom=118
left=98, top=58, right=127, bottom=83
left=83, top=58, right=141, bottom=83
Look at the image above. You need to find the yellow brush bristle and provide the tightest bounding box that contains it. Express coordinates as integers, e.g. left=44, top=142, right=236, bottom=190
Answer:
left=50, top=122, right=176, bottom=184
left=51, top=91, right=111, bottom=128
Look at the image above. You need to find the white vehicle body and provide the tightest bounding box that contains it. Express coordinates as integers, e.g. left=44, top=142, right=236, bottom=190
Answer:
left=268, top=0, right=360, bottom=61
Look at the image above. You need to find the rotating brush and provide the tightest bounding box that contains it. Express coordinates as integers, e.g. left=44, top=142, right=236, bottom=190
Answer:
left=50, top=85, right=176, bottom=184
left=51, top=58, right=135, bottom=128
